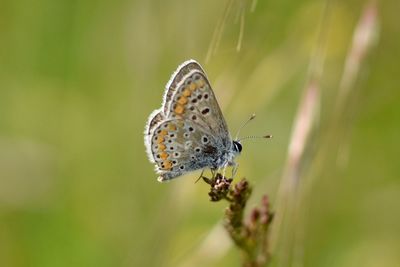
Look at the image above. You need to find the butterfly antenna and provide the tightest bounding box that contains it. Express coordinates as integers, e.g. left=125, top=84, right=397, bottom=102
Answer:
left=234, top=113, right=257, bottom=140
left=238, top=134, right=273, bottom=142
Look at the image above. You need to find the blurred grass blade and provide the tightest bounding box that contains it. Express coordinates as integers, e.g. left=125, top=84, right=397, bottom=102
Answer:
left=269, top=1, right=331, bottom=265
left=336, top=0, right=379, bottom=111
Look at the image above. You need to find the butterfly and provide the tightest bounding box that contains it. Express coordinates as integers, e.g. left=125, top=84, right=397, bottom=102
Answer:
left=144, top=59, right=243, bottom=182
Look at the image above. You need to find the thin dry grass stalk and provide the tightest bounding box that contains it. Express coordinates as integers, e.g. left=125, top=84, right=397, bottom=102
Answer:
left=336, top=0, right=379, bottom=111
left=205, top=0, right=256, bottom=63
left=270, top=1, right=379, bottom=267
left=269, top=1, right=331, bottom=266
left=332, top=0, right=379, bottom=169
left=270, top=17, right=327, bottom=267
left=270, top=78, right=321, bottom=267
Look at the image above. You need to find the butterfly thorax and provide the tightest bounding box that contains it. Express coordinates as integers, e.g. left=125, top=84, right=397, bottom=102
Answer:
left=208, top=140, right=239, bottom=169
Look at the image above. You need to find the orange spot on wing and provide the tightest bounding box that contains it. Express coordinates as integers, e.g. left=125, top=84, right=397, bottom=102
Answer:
left=177, top=96, right=188, bottom=105
left=183, top=89, right=192, bottom=96
left=160, top=130, right=168, bottom=136
left=189, top=83, right=197, bottom=91
left=174, top=104, right=184, bottom=114
left=160, top=152, right=168, bottom=160
left=157, top=136, right=164, bottom=143
left=163, top=160, right=172, bottom=170
left=168, top=124, right=177, bottom=131
left=158, top=144, right=166, bottom=151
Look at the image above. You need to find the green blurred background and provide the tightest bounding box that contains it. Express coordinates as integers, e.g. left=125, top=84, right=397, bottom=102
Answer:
left=0, top=0, right=399, bottom=266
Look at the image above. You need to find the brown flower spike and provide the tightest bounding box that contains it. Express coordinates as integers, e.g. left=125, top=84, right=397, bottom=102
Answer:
left=203, top=174, right=274, bottom=267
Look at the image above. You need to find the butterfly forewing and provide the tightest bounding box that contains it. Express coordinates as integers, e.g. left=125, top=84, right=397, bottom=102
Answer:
left=162, top=60, right=206, bottom=114
left=145, top=60, right=203, bottom=158
left=166, top=70, right=230, bottom=141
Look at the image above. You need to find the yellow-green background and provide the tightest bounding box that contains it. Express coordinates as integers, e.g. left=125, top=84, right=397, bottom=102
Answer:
left=1, top=0, right=399, bottom=266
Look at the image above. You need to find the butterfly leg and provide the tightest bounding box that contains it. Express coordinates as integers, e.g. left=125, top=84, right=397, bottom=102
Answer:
left=201, top=168, right=218, bottom=184
left=195, top=169, right=206, bottom=183
left=221, top=164, right=228, bottom=179
left=210, top=169, right=215, bottom=179
left=231, top=162, right=239, bottom=179
left=199, top=168, right=217, bottom=185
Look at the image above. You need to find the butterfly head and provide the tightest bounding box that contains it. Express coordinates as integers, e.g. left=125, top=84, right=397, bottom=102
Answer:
left=232, top=140, right=243, bottom=154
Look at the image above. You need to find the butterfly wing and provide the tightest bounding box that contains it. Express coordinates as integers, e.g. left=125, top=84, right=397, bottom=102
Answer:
left=166, top=69, right=231, bottom=144
left=145, top=60, right=206, bottom=158
left=145, top=60, right=233, bottom=181
left=149, top=118, right=224, bottom=182
left=162, top=60, right=206, bottom=114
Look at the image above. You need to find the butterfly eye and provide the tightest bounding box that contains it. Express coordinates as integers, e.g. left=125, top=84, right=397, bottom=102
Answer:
left=233, top=141, right=243, bottom=153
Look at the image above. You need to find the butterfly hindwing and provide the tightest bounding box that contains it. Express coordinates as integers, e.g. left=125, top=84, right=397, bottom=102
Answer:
left=149, top=119, right=220, bottom=181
